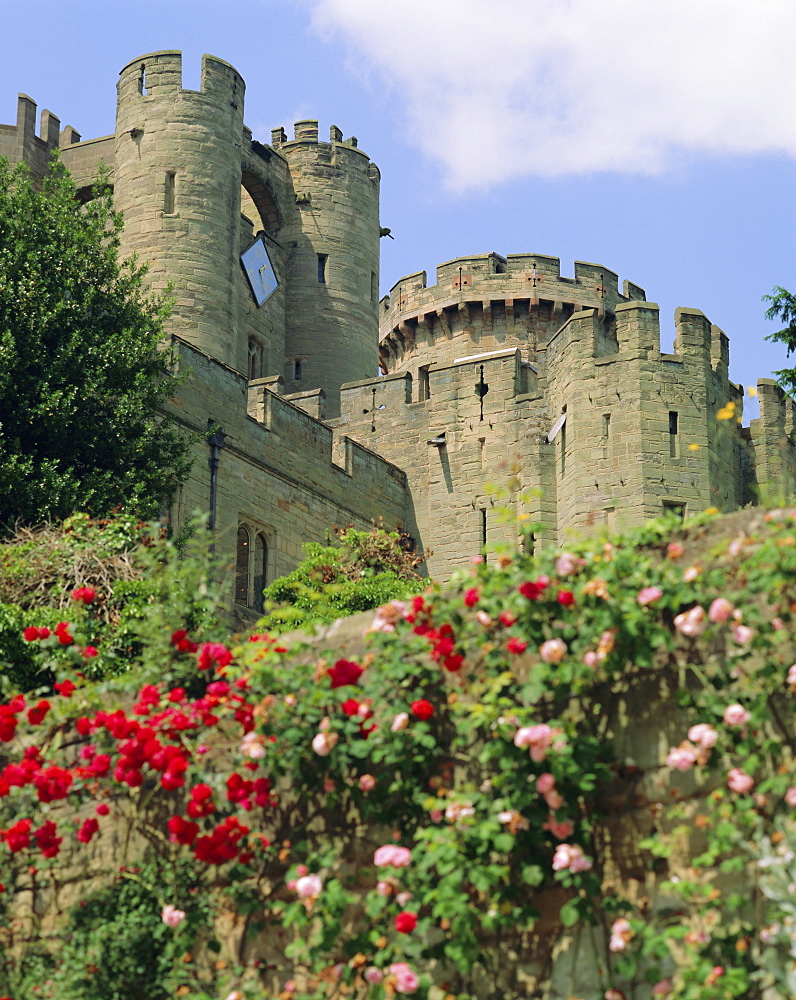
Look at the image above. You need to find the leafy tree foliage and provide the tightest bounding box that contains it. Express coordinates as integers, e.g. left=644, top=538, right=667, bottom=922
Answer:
left=259, top=526, right=422, bottom=633
left=764, top=285, right=796, bottom=395
left=0, top=157, right=192, bottom=532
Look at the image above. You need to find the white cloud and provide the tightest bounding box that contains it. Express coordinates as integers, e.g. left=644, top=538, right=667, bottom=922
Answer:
left=309, top=0, right=796, bottom=189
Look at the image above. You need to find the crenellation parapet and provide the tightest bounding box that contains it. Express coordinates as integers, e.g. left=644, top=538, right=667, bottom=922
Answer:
left=379, top=251, right=646, bottom=377
left=0, top=93, right=72, bottom=179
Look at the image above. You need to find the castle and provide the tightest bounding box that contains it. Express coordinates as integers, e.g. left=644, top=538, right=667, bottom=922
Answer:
left=3, top=50, right=795, bottom=615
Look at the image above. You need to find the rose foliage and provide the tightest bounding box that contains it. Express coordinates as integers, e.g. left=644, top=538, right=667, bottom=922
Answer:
left=1, top=509, right=796, bottom=999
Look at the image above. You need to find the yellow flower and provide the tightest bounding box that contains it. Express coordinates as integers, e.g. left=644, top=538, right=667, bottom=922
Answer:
left=688, top=442, right=700, bottom=451
left=747, top=385, right=758, bottom=397
left=716, top=401, right=736, bottom=420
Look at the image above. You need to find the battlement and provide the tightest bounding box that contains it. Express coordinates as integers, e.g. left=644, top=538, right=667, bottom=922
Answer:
left=546, top=302, right=736, bottom=375
left=0, top=93, right=81, bottom=179
left=269, top=119, right=377, bottom=179
left=117, top=52, right=245, bottom=116
left=379, top=252, right=646, bottom=365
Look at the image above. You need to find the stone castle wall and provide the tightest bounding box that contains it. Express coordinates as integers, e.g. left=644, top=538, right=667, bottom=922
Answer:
left=2, top=51, right=795, bottom=595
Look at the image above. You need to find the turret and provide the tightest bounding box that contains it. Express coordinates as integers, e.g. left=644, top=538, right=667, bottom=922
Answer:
left=114, top=52, right=246, bottom=369
left=272, top=121, right=381, bottom=415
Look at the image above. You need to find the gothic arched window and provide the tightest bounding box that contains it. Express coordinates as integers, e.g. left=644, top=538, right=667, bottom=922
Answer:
left=235, top=525, right=250, bottom=605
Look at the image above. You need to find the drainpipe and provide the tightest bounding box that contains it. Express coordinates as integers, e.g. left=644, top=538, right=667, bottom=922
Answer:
left=207, top=421, right=226, bottom=533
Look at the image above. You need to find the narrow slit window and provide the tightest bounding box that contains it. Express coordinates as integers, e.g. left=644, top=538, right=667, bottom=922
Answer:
left=602, top=413, right=611, bottom=458
left=317, top=253, right=328, bottom=284
left=560, top=408, right=567, bottom=477
left=480, top=507, right=487, bottom=553
left=164, top=171, right=176, bottom=214
left=235, top=525, right=250, bottom=605
left=253, top=534, right=267, bottom=613
left=669, top=411, right=679, bottom=458
left=663, top=501, right=685, bottom=520
left=418, top=366, right=430, bottom=402
left=294, top=359, right=302, bottom=381
left=478, top=437, right=485, bottom=470
left=138, top=65, right=147, bottom=95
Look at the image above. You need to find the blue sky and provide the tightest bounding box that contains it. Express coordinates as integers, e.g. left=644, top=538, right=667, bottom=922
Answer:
left=1, top=0, right=794, bottom=421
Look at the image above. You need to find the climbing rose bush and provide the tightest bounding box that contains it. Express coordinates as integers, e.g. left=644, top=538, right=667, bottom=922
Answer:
left=1, top=508, right=796, bottom=998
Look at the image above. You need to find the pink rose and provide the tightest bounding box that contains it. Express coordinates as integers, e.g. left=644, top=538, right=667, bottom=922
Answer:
left=788, top=664, right=796, bottom=689
left=161, top=904, right=186, bottom=928
left=296, top=873, right=322, bottom=898
left=552, top=843, right=592, bottom=873
left=784, top=787, right=796, bottom=807
left=727, top=768, right=754, bottom=794
left=666, top=743, right=698, bottom=771
left=544, top=790, right=565, bottom=810
left=609, top=917, right=633, bottom=952
left=723, top=703, right=750, bottom=726
left=539, top=638, right=567, bottom=664
left=543, top=815, right=575, bottom=840
left=687, top=723, right=718, bottom=749
left=359, top=774, right=376, bottom=793
left=708, top=598, right=734, bottom=623
left=652, top=981, right=673, bottom=997
left=312, top=731, right=337, bottom=756
left=674, top=605, right=706, bottom=636
left=373, top=844, right=412, bottom=867
left=583, top=650, right=599, bottom=668
left=364, top=968, right=383, bottom=984
left=637, top=586, right=663, bottom=606
left=535, top=772, right=556, bottom=795
left=731, top=623, right=753, bottom=645
left=391, top=712, right=409, bottom=732
left=555, top=552, right=579, bottom=576
left=389, top=962, right=419, bottom=994
left=683, top=566, right=700, bottom=582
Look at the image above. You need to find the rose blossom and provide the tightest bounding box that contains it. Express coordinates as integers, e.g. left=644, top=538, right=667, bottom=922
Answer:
left=535, top=772, right=556, bottom=794
left=389, top=962, right=419, bottom=994
left=729, top=622, right=753, bottom=644
left=723, top=703, right=750, bottom=726
left=161, top=904, right=186, bottom=928
left=312, top=732, right=338, bottom=756
left=609, top=917, right=633, bottom=952
left=785, top=787, right=796, bottom=807
left=295, top=873, right=322, bottom=899
left=373, top=844, right=412, bottom=867
left=394, top=911, right=418, bottom=933
left=552, top=843, right=592, bottom=873
left=727, top=768, right=754, bottom=794
left=391, top=712, right=409, bottom=732
left=555, top=552, right=579, bottom=576
left=240, top=732, right=266, bottom=759
left=788, top=664, right=796, bottom=690
left=359, top=774, right=376, bottom=792
left=445, top=800, right=475, bottom=822
left=364, top=968, right=383, bottom=984
left=666, top=743, right=698, bottom=772
left=688, top=723, right=718, bottom=750
left=637, top=586, right=663, bottom=606
left=543, top=815, right=575, bottom=840
left=539, top=638, right=567, bottom=664
left=674, top=605, right=706, bottom=636
left=708, top=598, right=734, bottom=623
left=683, top=566, right=700, bottom=583
left=651, top=981, right=673, bottom=997
left=760, top=923, right=781, bottom=945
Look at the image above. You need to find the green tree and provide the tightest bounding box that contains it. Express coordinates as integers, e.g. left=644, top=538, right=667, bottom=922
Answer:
left=764, top=285, right=796, bottom=395
left=0, top=157, right=192, bottom=532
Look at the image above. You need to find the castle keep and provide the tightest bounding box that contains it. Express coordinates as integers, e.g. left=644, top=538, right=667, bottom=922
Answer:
left=3, top=50, right=795, bottom=603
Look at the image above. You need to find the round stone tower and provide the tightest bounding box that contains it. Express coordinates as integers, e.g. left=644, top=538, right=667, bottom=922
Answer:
left=114, top=51, right=245, bottom=369
left=273, top=121, right=381, bottom=415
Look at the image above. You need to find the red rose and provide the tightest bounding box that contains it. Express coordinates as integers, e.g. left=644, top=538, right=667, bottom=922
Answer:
left=506, top=637, right=528, bottom=654
left=463, top=588, right=480, bottom=608
left=328, top=659, right=364, bottom=689
left=557, top=590, right=575, bottom=607
left=410, top=699, right=434, bottom=720
left=54, top=679, right=76, bottom=698
left=197, top=642, right=233, bottom=671
left=27, top=700, right=51, bottom=726
left=168, top=815, right=200, bottom=846
left=519, top=580, right=546, bottom=601
left=34, top=820, right=62, bottom=858
left=71, top=586, right=96, bottom=604
left=96, top=803, right=110, bottom=816
left=394, top=911, right=418, bottom=933
left=77, top=818, right=99, bottom=844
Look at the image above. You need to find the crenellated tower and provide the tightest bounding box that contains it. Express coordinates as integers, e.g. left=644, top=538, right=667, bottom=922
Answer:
left=114, top=52, right=248, bottom=370
left=271, top=121, right=381, bottom=414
